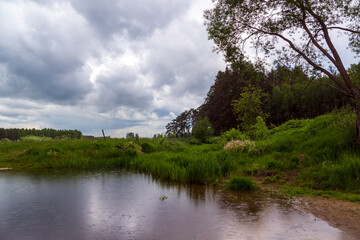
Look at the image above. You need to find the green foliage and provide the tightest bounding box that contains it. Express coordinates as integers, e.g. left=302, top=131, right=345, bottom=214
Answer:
left=141, top=142, right=157, bottom=153
left=226, top=176, right=256, bottom=190
left=126, top=132, right=139, bottom=139
left=232, top=85, right=268, bottom=131
left=192, top=118, right=214, bottom=143
left=281, top=186, right=360, bottom=202
left=2, top=109, right=360, bottom=196
left=248, top=116, right=269, bottom=140
left=198, top=64, right=267, bottom=135
left=20, top=136, right=53, bottom=142
left=204, top=0, right=359, bottom=88
left=189, top=137, right=202, bottom=145
left=262, top=174, right=281, bottom=184
left=166, top=108, right=198, bottom=137
left=349, top=63, right=360, bottom=88
left=0, top=128, right=82, bottom=141
left=220, top=128, right=247, bottom=142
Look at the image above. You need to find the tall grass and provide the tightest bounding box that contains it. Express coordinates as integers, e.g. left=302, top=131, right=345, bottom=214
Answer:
left=1, top=108, right=360, bottom=192
left=0, top=138, right=236, bottom=184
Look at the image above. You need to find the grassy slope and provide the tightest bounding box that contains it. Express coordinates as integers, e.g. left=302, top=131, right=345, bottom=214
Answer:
left=1, top=109, right=359, bottom=200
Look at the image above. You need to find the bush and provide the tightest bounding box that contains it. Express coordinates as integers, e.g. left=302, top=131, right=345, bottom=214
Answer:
left=226, top=176, right=256, bottom=190
left=220, top=128, right=247, bottom=142
left=141, top=142, right=156, bottom=153
left=248, top=116, right=269, bottom=140
left=189, top=137, right=201, bottom=145
left=192, top=118, right=214, bottom=143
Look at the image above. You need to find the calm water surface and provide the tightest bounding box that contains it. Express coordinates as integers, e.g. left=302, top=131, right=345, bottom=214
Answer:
left=0, top=170, right=355, bottom=240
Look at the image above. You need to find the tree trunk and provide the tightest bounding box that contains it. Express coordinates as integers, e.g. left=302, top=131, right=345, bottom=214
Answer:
left=356, top=108, right=360, bottom=148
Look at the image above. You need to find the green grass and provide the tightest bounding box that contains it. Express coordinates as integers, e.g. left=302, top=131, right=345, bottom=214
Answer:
left=1, top=108, right=360, bottom=200
left=281, top=186, right=360, bottom=202
left=226, top=176, right=257, bottom=190
left=0, top=138, right=235, bottom=184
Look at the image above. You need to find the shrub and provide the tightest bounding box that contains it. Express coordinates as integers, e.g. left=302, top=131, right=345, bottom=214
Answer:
left=189, top=137, right=201, bottom=145
left=141, top=142, right=156, bottom=153
left=248, top=116, right=270, bottom=140
left=192, top=118, right=214, bottom=143
left=226, top=176, right=256, bottom=190
left=220, top=128, right=247, bottom=142
left=125, top=149, right=138, bottom=158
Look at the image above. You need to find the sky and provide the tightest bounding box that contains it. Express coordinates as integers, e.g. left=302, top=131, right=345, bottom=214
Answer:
left=0, top=0, right=226, bottom=137
left=0, top=0, right=357, bottom=138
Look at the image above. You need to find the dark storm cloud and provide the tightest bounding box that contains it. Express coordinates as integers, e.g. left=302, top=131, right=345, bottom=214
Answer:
left=70, top=0, right=191, bottom=39
left=0, top=0, right=225, bottom=136
left=0, top=0, right=95, bottom=103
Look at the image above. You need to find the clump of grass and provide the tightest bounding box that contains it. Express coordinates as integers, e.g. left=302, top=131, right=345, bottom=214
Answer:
left=262, top=174, right=282, bottom=184
left=141, top=142, right=156, bottom=153
left=20, top=136, right=53, bottom=142
left=226, top=176, right=257, bottom=190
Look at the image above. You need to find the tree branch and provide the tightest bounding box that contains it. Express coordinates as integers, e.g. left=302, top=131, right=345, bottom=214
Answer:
left=301, top=10, right=338, bottom=67
left=304, top=4, right=354, bottom=92
left=327, top=26, right=360, bottom=34
left=245, top=24, right=350, bottom=93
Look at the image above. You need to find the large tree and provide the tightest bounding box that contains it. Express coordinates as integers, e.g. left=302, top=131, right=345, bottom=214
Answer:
left=204, top=0, right=360, bottom=144
left=166, top=108, right=199, bottom=137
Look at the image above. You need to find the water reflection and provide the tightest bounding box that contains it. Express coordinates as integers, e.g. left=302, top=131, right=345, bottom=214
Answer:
left=0, top=170, right=356, bottom=240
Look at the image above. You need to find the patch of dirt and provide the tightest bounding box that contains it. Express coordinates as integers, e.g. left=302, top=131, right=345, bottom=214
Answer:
left=295, top=196, right=360, bottom=239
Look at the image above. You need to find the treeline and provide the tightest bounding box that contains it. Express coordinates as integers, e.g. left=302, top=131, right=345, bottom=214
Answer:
left=167, top=61, right=353, bottom=136
left=0, top=128, right=82, bottom=141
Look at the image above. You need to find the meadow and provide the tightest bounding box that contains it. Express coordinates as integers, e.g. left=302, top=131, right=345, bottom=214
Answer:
left=1, top=108, right=360, bottom=200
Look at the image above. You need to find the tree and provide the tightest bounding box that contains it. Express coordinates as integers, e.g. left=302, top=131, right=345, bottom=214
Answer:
left=126, top=132, right=135, bottom=139
left=232, top=85, right=268, bottom=131
left=205, top=0, right=360, bottom=145
left=166, top=108, right=199, bottom=137
left=192, top=118, right=214, bottom=143
left=199, top=64, right=267, bottom=134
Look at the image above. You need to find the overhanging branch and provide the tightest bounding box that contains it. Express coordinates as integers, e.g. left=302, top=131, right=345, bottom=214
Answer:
left=245, top=24, right=350, bottom=93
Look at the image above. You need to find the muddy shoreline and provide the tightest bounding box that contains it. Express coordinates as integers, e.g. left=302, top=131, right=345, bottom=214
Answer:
left=295, top=196, right=360, bottom=239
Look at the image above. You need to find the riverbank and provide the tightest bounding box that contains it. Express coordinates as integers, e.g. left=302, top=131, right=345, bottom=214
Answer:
left=1, top=111, right=360, bottom=195
left=295, top=196, right=360, bottom=239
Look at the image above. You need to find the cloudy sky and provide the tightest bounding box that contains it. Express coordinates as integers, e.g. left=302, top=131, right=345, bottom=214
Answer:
left=0, top=0, right=226, bottom=137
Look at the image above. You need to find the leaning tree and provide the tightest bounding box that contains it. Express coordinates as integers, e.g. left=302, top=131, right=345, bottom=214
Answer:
left=204, top=0, right=360, bottom=144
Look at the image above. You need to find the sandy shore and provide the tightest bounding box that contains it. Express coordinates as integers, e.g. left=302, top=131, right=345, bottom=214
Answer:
left=295, top=196, right=360, bottom=239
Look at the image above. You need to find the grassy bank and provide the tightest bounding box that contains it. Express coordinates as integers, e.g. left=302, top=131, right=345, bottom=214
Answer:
left=1, top=109, right=360, bottom=199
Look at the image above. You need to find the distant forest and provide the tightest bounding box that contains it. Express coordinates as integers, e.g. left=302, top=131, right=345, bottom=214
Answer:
left=0, top=128, right=82, bottom=141
left=166, top=61, right=359, bottom=136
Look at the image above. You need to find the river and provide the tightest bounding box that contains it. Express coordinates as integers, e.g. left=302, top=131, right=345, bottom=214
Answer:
left=0, top=170, right=355, bottom=240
